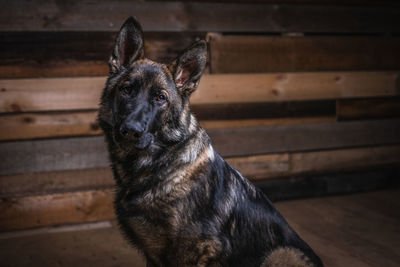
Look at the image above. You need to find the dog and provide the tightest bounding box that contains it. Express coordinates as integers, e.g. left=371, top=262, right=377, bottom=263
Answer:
left=98, top=17, right=324, bottom=267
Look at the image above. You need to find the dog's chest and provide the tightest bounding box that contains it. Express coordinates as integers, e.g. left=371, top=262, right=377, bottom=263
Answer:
left=127, top=214, right=169, bottom=256
left=128, top=217, right=222, bottom=266
left=116, top=191, right=176, bottom=240
left=118, top=198, right=223, bottom=266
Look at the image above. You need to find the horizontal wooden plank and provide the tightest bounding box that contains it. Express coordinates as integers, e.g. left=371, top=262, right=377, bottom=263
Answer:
left=0, top=119, right=399, bottom=175
left=0, top=32, right=204, bottom=79
left=228, top=145, right=400, bottom=180
left=199, top=116, right=336, bottom=129
left=0, top=31, right=201, bottom=64
left=148, top=0, right=399, bottom=5
left=0, top=190, right=114, bottom=231
left=3, top=33, right=400, bottom=79
left=0, top=112, right=335, bottom=141
left=1, top=1, right=399, bottom=33
left=0, top=221, right=145, bottom=267
left=0, top=111, right=101, bottom=141
left=192, top=101, right=335, bottom=120
left=0, top=62, right=108, bottom=80
left=337, top=96, right=400, bottom=121
left=193, top=72, right=399, bottom=102
left=275, top=189, right=400, bottom=267
left=3, top=144, right=399, bottom=197
left=208, top=35, right=400, bottom=73
left=1, top=169, right=398, bottom=231
left=260, top=168, right=400, bottom=202
left=1, top=72, right=398, bottom=112
left=0, top=221, right=113, bottom=239
left=0, top=168, right=114, bottom=198
left=209, top=119, right=400, bottom=157
left=0, top=136, right=110, bottom=176
left=0, top=77, right=105, bottom=112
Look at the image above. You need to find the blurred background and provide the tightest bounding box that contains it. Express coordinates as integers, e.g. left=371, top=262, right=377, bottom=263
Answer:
left=0, top=0, right=399, bottom=266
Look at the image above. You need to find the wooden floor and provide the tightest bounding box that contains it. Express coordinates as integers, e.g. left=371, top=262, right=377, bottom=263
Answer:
left=1, top=188, right=399, bottom=267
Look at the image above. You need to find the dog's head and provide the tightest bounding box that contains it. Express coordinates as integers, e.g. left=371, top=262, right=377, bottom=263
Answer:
left=99, top=17, right=207, bottom=151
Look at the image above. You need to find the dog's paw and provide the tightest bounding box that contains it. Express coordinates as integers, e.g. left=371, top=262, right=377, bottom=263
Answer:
left=261, top=247, right=314, bottom=267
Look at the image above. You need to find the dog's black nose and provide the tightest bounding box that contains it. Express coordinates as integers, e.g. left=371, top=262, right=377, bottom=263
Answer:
left=120, top=123, right=145, bottom=139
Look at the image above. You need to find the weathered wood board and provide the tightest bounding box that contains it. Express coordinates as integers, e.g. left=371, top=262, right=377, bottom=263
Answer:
left=0, top=32, right=204, bottom=78
left=1, top=119, right=399, bottom=175
left=0, top=111, right=101, bottom=141
left=337, top=97, right=400, bottom=121
left=207, top=119, right=400, bottom=157
left=147, top=0, right=398, bottom=5
left=1, top=170, right=399, bottom=232
left=0, top=190, right=114, bottom=231
left=2, top=145, right=399, bottom=197
left=1, top=1, right=399, bottom=33
left=1, top=72, right=398, bottom=112
left=0, top=114, right=335, bottom=141
left=208, top=35, right=400, bottom=73
left=0, top=168, right=115, bottom=198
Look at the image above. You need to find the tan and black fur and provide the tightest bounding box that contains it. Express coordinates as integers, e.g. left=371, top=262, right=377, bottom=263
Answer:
left=98, top=17, right=323, bottom=267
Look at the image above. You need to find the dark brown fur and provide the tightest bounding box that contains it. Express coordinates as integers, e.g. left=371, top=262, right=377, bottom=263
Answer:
left=98, top=17, right=323, bottom=267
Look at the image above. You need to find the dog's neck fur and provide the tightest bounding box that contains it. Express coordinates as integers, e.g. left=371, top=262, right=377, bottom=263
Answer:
left=106, top=103, right=214, bottom=201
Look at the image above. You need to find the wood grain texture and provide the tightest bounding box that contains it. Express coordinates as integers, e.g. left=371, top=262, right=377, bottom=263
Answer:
left=0, top=169, right=398, bottom=232
left=192, top=100, right=335, bottom=120
left=208, top=119, right=400, bottom=157
left=0, top=189, right=115, bottom=231
left=0, top=136, right=110, bottom=176
left=3, top=34, right=400, bottom=79
left=229, top=145, right=400, bottom=180
left=0, top=112, right=334, bottom=141
left=3, top=144, right=398, bottom=197
left=275, top=190, right=400, bottom=266
left=0, top=168, right=114, bottom=198
left=199, top=116, right=336, bottom=129
left=0, top=223, right=146, bottom=267
left=1, top=119, right=399, bottom=175
left=192, top=72, right=400, bottom=104
left=0, top=32, right=204, bottom=79
left=208, top=35, right=400, bottom=73
left=147, top=0, right=399, bottom=5
left=1, top=189, right=399, bottom=267
left=0, top=111, right=101, bottom=141
left=0, top=77, right=105, bottom=112
left=337, top=96, right=400, bottom=121
left=1, top=72, right=398, bottom=112
left=0, top=62, right=108, bottom=80
left=260, top=168, right=400, bottom=202
left=1, top=1, right=399, bottom=33
left=145, top=0, right=398, bottom=6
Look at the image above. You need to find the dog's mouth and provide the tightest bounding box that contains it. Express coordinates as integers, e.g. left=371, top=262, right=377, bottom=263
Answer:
left=133, top=132, right=154, bottom=150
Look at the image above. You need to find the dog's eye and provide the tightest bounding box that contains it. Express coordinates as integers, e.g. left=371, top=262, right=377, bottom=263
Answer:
left=156, top=92, right=168, bottom=103
left=121, top=86, right=131, bottom=95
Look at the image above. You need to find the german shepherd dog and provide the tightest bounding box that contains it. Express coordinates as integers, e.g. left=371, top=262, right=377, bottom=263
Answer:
left=99, top=17, right=323, bottom=267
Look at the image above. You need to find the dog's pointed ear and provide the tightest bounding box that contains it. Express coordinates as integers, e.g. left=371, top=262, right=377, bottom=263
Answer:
left=168, top=40, right=207, bottom=96
left=109, top=17, right=144, bottom=73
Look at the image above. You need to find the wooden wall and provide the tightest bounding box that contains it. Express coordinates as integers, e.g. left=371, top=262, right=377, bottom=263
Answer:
left=1, top=0, right=400, bottom=231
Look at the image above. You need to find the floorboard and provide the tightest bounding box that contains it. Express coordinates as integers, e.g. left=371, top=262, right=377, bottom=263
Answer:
left=0, top=188, right=399, bottom=267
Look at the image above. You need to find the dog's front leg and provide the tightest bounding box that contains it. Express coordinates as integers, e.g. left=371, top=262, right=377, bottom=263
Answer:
left=146, top=258, right=158, bottom=267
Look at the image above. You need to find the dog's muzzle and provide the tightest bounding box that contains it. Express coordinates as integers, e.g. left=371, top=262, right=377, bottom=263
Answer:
left=116, top=122, right=154, bottom=150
